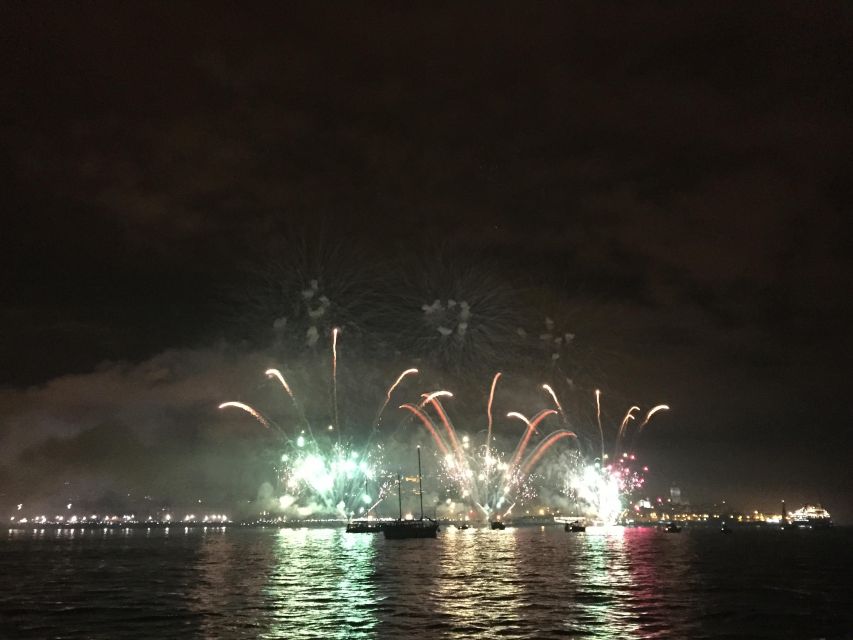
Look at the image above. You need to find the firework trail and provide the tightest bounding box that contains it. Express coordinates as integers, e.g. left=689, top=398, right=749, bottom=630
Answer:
left=424, top=395, right=463, bottom=460
left=614, top=406, right=640, bottom=457
left=399, top=403, right=450, bottom=457
left=375, top=368, right=418, bottom=427
left=218, top=402, right=274, bottom=431
left=486, top=373, right=502, bottom=451
left=363, top=367, right=420, bottom=457
left=485, top=372, right=501, bottom=514
left=595, top=389, right=604, bottom=458
left=264, top=368, right=312, bottom=434
left=620, top=406, right=640, bottom=431
left=331, top=327, right=339, bottom=433
left=542, top=383, right=567, bottom=426
left=419, top=390, right=453, bottom=407
left=627, top=404, right=670, bottom=452
left=507, top=409, right=558, bottom=472
left=264, top=369, right=294, bottom=399
left=586, top=391, right=669, bottom=458
left=520, top=430, right=578, bottom=475
left=640, top=404, right=670, bottom=430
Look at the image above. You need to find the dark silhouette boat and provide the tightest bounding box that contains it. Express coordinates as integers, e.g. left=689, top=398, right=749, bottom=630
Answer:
left=345, top=520, right=385, bottom=534
left=665, top=522, right=682, bottom=533
left=564, top=521, right=586, bottom=532
left=720, top=522, right=732, bottom=534
left=384, top=518, right=438, bottom=539
left=383, top=447, right=439, bottom=540
left=490, top=521, right=506, bottom=530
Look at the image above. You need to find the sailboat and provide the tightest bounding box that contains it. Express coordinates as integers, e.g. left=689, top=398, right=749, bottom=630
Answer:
left=383, top=447, right=439, bottom=539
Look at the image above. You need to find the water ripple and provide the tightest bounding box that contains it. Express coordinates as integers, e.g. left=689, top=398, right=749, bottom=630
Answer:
left=1, top=526, right=852, bottom=638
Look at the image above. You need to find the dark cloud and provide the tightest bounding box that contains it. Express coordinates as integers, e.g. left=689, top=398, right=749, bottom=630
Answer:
left=0, top=345, right=254, bottom=457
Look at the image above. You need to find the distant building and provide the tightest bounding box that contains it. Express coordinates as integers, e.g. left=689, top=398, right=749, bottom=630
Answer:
left=670, top=485, right=683, bottom=505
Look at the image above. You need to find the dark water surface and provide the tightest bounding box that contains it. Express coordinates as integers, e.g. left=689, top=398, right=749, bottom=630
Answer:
left=1, top=525, right=851, bottom=639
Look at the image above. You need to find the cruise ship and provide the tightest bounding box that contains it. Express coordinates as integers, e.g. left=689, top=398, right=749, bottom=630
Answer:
left=788, top=504, right=832, bottom=528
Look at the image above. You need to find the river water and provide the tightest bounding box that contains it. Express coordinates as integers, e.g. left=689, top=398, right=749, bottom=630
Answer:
left=1, top=525, right=851, bottom=639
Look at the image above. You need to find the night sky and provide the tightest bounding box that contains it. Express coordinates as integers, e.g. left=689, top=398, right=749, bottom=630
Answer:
left=3, top=4, right=852, bottom=520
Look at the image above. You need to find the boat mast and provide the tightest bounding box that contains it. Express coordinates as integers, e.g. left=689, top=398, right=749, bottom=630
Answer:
left=417, top=445, right=424, bottom=521
left=397, top=470, right=403, bottom=521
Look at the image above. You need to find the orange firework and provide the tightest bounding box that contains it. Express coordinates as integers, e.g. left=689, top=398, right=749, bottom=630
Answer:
left=520, top=430, right=578, bottom=476
left=399, top=403, right=450, bottom=457
left=218, top=402, right=273, bottom=430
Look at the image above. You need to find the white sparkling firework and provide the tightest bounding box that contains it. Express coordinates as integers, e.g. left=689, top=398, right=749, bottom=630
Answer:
left=220, top=334, right=417, bottom=518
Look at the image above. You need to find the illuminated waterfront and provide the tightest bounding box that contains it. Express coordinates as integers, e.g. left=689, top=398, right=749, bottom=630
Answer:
left=2, top=526, right=851, bottom=639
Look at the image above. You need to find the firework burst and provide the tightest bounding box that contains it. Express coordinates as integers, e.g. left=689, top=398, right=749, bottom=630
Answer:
left=393, top=252, right=530, bottom=374
left=219, top=332, right=419, bottom=518
left=536, top=387, right=669, bottom=524
left=236, top=235, right=391, bottom=355
left=398, top=374, right=580, bottom=520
